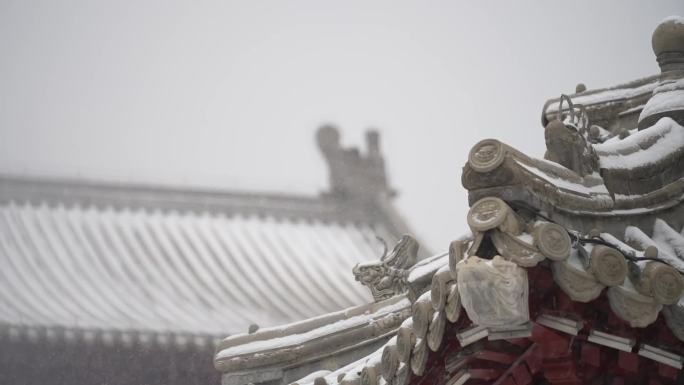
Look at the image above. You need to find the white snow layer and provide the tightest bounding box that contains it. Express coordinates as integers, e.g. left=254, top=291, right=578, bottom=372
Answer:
left=594, top=117, right=684, bottom=170
left=545, top=81, right=657, bottom=113
left=624, top=219, right=684, bottom=272
left=216, top=297, right=410, bottom=358
left=408, top=252, right=449, bottom=283
left=639, top=78, right=684, bottom=122
left=0, top=201, right=382, bottom=336
left=663, top=15, right=684, bottom=24
left=516, top=161, right=609, bottom=195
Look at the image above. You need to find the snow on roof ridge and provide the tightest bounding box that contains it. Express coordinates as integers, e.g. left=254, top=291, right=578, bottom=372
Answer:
left=516, top=161, right=609, bottom=196
left=595, top=117, right=684, bottom=170
left=651, top=218, right=684, bottom=271
left=544, top=75, right=659, bottom=113
left=215, top=296, right=409, bottom=359
left=407, top=252, right=449, bottom=283
left=663, top=15, right=684, bottom=24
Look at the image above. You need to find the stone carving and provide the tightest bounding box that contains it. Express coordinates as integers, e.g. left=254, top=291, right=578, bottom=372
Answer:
left=410, top=338, right=428, bottom=376
left=381, top=344, right=399, bottom=381
left=396, top=324, right=415, bottom=363
left=444, top=284, right=462, bottom=323
left=491, top=229, right=545, bottom=267
left=411, top=296, right=433, bottom=338
left=467, top=232, right=485, bottom=257
left=427, top=311, right=446, bottom=352
left=353, top=235, right=419, bottom=301
left=461, top=162, right=516, bottom=190
left=607, top=286, right=662, bottom=328
left=457, top=256, right=529, bottom=327
left=551, top=258, right=604, bottom=303
left=586, top=245, right=628, bottom=287
left=468, top=197, right=507, bottom=231
left=361, top=365, right=380, bottom=385
left=651, top=264, right=684, bottom=305
left=543, top=95, right=599, bottom=176
left=468, top=139, right=507, bottom=173
left=467, top=197, right=521, bottom=234
left=544, top=120, right=599, bottom=177
left=430, top=269, right=453, bottom=311
left=533, top=222, right=571, bottom=261
left=632, top=261, right=684, bottom=305
left=448, top=239, right=467, bottom=280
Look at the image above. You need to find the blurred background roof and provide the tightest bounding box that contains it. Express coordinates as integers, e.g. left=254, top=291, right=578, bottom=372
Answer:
left=1, top=0, right=682, bottom=253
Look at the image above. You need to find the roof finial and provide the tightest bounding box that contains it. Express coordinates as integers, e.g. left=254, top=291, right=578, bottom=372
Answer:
left=638, top=16, right=684, bottom=129
left=316, top=124, right=393, bottom=201
left=652, top=16, right=684, bottom=73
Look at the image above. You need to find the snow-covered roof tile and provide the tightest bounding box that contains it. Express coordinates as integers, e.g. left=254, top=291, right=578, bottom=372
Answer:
left=0, top=173, right=407, bottom=341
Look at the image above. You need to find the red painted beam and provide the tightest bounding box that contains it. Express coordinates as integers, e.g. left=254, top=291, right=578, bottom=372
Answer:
left=541, top=358, right=581, bottom=385
left=491, top=343, right=539, bottom=385
left=580, top=343, right=601, bottom=367
left=617, top=350, right=639, bottom=374
left=657, top=363, right=679, bottom=380
left=531, top=324, right=572, bottom=359
left=468, top=367, right=503, bottom=380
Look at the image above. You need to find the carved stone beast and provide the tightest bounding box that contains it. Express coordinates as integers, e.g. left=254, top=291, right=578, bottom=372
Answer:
left=353, top=235, right=419, bottom=301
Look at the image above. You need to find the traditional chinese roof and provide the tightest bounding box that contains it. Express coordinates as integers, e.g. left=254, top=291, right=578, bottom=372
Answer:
left=214, top=16, right=684, bottom=385
left=542, top=75, right=660, bottom=133
left=0, top=126, right=421, bottom=347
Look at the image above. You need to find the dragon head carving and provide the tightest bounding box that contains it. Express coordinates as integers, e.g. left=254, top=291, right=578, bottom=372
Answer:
left=353, top=235, right=419, bottom=301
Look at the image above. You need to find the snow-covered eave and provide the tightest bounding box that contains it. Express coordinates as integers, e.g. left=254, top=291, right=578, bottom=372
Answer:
left=474, top=160, right=684, bottom=217
left=214, top=295, right=411, bottom=373
left=594, top=117, right=684, bottom=171
left=465, top=126, right=684, bottom=219
left=542, top=74, right=659, bottom=125
left=466, top=153, right=615, bottom=214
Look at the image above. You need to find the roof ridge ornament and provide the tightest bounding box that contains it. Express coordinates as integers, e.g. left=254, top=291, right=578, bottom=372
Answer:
left=316, top=124, right=395, bottom=202
left=353, top=235, right=419, bottom=302
left=544, top=96, right=600, bottom=176
left=638, top=15, right=684, bottom=129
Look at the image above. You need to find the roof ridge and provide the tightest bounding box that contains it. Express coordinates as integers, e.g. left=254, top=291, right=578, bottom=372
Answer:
left=0, top=173, right=376, bottom=223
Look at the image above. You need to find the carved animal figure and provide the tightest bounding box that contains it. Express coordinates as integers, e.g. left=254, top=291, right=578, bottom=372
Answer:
left=353, top=235, right=419, bottom=301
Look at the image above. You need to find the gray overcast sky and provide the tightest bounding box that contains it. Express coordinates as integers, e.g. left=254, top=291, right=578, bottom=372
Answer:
left=1, top=1, right=682, bottom=251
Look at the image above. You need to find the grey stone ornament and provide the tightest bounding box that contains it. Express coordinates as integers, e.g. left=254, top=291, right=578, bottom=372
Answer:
left=533, top=222, right=572, bottom=261
left=468, top=139, right=506, bottom=173
left=353, top=235, right=419, bottom=301
left=467, top=197, right=509, bottom=232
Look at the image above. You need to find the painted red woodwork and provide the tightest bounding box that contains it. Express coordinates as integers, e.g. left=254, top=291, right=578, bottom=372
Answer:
left=657, top=363, right=679, bottom=380
left=511, top=363, right=532, bottom=384
left=469, top=368, right=503, bottom=380
left=531, top=324, right=571, bottom=359
left=409, top=264, right=683, bottom=385
left=580, top=343, right=601, bottom=367
left=617, top=350, right=639, bottom=373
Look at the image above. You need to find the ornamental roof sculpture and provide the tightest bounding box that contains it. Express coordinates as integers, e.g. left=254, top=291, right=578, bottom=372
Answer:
left=0, top=126, right=422, bottom=385
left=214, top=16, right=684, bottom=385
left=352, top=234, right=420, bottom=302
